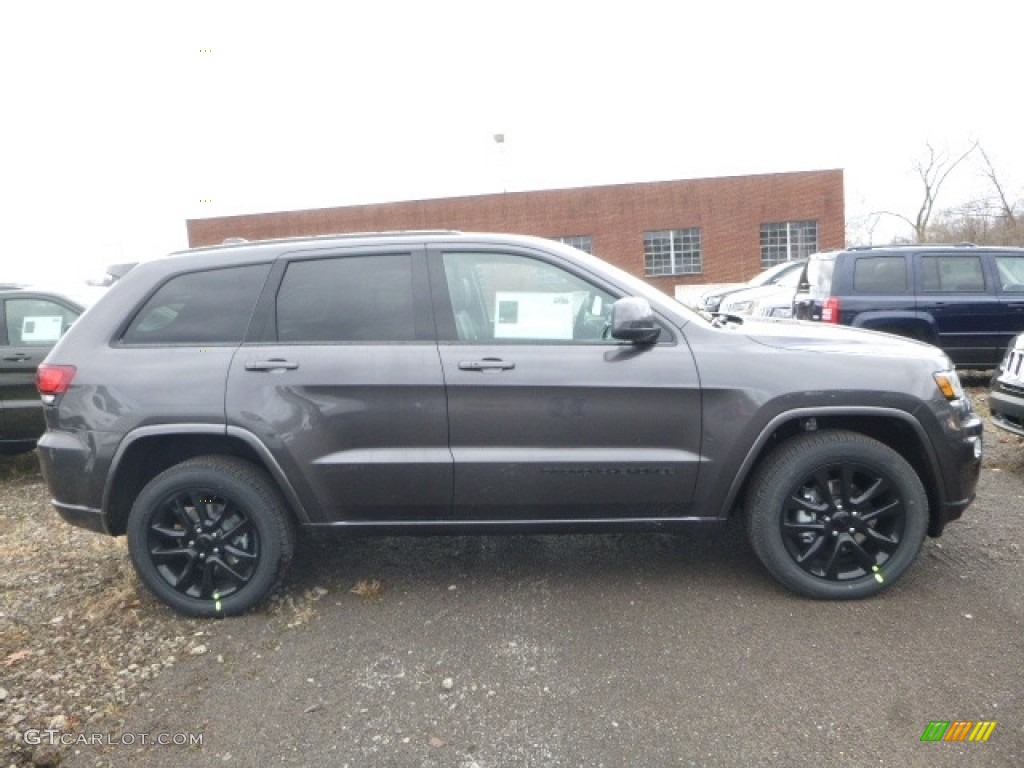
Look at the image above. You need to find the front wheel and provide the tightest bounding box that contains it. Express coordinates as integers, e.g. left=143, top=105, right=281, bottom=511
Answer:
left=127, top=456, right=295, bottom=617
left=746, top=431, right=928, bottom=599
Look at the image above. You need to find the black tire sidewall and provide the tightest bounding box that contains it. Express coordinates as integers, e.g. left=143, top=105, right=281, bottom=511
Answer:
left=747, top=432, right=928, bottom=599
left=127, top=458, right=290, bottom=617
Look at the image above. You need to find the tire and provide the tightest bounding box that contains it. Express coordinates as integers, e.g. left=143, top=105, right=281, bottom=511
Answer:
left=745, top=430, right=928, bottom=599
left=127, top=456, right=295, bottom=617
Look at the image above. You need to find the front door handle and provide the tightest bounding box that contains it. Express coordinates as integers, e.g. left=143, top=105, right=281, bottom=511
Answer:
left=458, top=358, right=515, bottom=372
left=245, top=359, right=299, bottom=372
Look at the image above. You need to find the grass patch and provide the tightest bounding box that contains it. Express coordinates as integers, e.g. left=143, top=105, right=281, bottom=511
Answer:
left=0, top=452, right=42, bottom=483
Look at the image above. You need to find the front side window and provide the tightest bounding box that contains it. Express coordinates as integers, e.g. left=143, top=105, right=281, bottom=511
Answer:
left=122, top=265, right=270, bottom=344
left=994, top=255, right=1024, bottom=292
left=761, top=221, right=818, bottom=267
left=276, top=254, right=417, bottom=343
left=919, top=255, right=986, bottom=293
left=644, top=229, right=701, bottom=276
left=442, top=252, right=616, bottom=342
left=4, top=299, right=79, bottom=346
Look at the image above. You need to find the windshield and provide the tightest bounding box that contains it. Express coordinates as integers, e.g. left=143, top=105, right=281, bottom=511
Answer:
left=751, top=260, right=802, bottom=287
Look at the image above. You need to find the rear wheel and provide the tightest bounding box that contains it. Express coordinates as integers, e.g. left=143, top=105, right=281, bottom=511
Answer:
left=127, top=456, right=294, bottom=617
left=746, top=431, right=928, bottom=599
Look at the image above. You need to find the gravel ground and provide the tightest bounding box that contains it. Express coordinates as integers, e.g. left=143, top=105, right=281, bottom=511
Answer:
left=1, top=384, right=1021, bottom=767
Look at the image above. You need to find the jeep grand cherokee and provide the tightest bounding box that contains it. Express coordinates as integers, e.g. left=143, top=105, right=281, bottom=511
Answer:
left=35, top=232, right=983, bottom=615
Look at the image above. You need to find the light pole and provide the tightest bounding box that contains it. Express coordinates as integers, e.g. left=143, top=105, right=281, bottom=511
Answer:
left=493, top=133, right=506, bottom=193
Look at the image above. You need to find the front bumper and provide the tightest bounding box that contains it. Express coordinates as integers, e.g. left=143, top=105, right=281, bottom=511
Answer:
left=989, top=377, right=1024, bottom=438
left=929, top=407, right=983, bottom=536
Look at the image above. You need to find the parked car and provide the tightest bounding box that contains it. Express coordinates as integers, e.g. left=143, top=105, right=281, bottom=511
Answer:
left=989, top=332, right=1024, bottom=436
left=36, top=232, right=982, bottom=616
left=0, top=284, right=105, bottom=454
left=718, top=259, right=806, bottom=318
left=697, top=259, right=806, bottom=314
left=793, top=243, right=1024, bottom=368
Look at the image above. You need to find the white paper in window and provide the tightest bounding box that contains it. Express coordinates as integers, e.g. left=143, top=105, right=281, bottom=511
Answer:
left=21, top=316, right=64, bottom=342
left=493, top=292, right=575, bottom=340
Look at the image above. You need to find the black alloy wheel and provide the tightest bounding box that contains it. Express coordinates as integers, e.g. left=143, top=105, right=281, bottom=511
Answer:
left=746, top=430, right=928, bottom=599
left=127, top=456, right=294, bottom=617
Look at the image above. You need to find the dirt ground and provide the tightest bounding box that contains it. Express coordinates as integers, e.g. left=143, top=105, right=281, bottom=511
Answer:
left=1, top=384, right=1021, bottom=767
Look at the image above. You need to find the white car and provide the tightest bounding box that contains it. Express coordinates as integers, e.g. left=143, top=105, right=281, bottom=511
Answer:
left=717, top=260, right=806, bottom=318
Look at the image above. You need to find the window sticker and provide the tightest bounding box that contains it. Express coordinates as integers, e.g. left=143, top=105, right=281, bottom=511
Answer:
left=22, top=316, right=64, bottom=343
left=493, top=292, right=575, bottom=340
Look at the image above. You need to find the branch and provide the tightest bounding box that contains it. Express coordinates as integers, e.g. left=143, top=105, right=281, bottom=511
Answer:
left=978, top=144, right=1016, bottom=224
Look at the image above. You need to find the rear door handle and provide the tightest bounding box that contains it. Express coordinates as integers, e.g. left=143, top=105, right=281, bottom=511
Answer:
left=245, top=359, right=299, bottom=371
left=458, top=359, right=515, bottom=372
left=2, top=353, right=32, bottom=362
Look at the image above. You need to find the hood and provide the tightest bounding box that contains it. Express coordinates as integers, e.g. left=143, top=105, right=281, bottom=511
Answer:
left=737, top=318, right=949, bottom=363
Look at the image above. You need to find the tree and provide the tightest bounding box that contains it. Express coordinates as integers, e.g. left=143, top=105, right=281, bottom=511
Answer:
left=925, top=144, right=1023, bottom=247
left=878, top=141, right=978, bottom=242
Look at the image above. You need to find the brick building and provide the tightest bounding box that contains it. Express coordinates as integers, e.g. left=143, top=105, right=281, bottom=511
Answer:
left=186, top=169, right=844, bottom=294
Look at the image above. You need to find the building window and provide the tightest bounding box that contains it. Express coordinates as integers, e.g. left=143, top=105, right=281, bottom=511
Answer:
left=552, top=235, right=593, bottom=254
left=643, top=229, right=701, bottom=276
left=760, top=220, right=818, bottom=267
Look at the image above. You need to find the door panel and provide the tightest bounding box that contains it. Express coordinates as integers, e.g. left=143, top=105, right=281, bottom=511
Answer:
left=432, top=247, right=701, bottom=521
left=225, top=249, right=451, bottom=523
left=227, top=344, right=450, bottom=522
left=914, top=253, right=1002, bottom=367
left=1, top=297, right=81, bottom=443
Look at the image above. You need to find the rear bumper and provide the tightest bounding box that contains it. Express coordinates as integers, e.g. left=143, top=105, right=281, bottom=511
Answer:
left=53, top=501, right=109, bottom=535
left=36, top=428, right=113, bottom=534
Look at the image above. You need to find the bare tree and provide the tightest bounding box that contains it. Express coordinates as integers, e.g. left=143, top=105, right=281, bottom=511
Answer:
left=978, top=145, right=1017, bottom=225
left=877, top=141, right=978, bottom=242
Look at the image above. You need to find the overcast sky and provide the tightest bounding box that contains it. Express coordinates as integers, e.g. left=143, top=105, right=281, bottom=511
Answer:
left=2, top=0, right=1021, bottom=285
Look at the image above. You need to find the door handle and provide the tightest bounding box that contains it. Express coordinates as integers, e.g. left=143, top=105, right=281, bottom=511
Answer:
left=245, top=359, right=299, bottom=371
left=458, top=359, right=515, bottom=372
left=3, top=353, right=32, bottom=362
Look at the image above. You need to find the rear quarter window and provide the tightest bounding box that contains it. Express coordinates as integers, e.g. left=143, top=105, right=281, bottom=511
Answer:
left=803, top=257, right=834, bottom=296
left=852, top=256, right=908, bottom=293
left=121, top=264, right=271, bottom=344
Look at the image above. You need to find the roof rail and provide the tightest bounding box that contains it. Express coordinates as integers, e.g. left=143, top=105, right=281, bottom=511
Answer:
left=847, top=242, right=978, bottom=251
left=205, top=230, right=464, bottom=249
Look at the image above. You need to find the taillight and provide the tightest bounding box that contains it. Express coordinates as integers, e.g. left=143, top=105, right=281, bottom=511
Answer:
left=36, top=364, right=77, bottom=404
left=821, top=296, right=840, bottom=324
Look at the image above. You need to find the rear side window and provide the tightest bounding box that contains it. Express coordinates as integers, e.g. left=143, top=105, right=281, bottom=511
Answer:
left=919, top=255, right=985, bottom=292
left=122, top=265, right=270, bottom=344
left=852, top=256, right=907, bottom=293
left=276, top=254, right=416, bottom=342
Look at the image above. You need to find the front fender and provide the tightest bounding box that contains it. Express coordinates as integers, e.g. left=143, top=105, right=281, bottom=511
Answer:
left=709, top=406, right=941, bottom=522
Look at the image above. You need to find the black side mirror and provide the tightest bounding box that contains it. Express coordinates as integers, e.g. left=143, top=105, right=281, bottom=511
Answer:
left=610, top=297, right=661, bottom=344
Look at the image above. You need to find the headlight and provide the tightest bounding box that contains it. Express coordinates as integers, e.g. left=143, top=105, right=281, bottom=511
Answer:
left=726, top=300, right=753, bottom=313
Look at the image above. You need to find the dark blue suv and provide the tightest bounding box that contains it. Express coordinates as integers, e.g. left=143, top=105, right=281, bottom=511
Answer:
left=793, top=244, right=1024, bottom=369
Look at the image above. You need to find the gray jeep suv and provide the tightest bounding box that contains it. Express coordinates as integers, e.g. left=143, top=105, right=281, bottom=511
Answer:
left=36, top=232, right=983, bottom=615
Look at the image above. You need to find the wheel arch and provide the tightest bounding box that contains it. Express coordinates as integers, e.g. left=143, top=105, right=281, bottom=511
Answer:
left=723, top=408, right=945, bottom=536
left=851, top=311, right=937, bottom=344
left=101, top=425, right=311, bottom=536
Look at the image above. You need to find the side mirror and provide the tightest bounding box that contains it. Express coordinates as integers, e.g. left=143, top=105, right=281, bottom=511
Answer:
left=610, top=297, right=661, bottom=344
